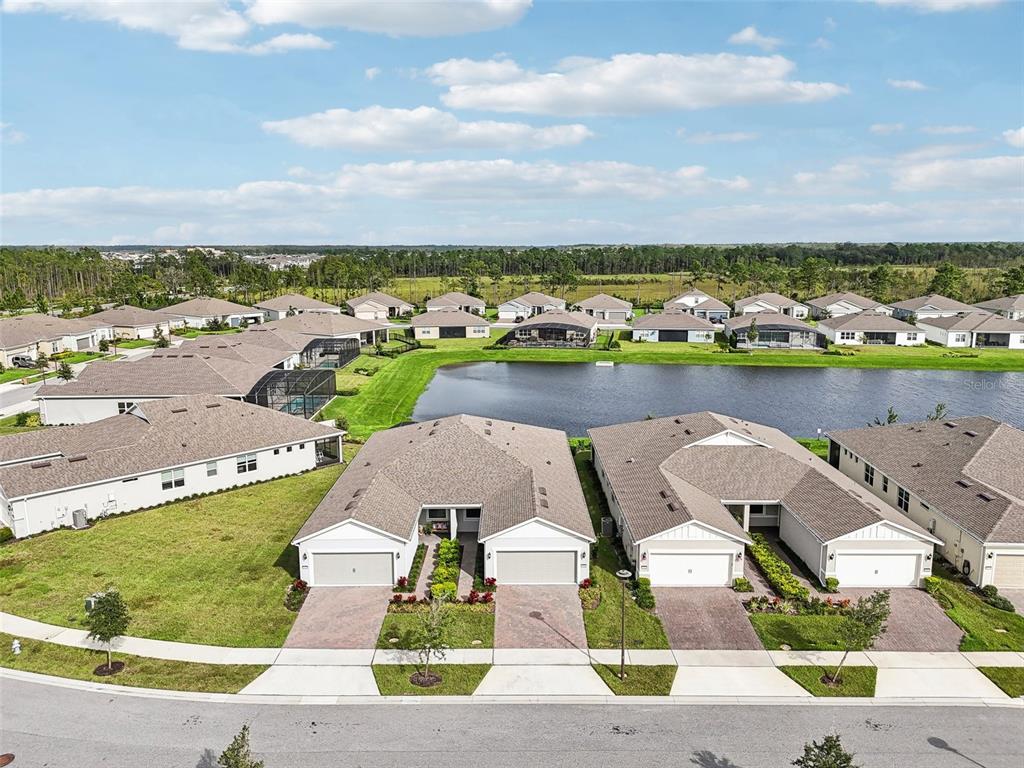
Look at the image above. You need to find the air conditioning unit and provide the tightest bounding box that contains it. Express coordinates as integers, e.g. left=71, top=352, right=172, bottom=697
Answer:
left=601, top=516, right=615, bottom=538
left=71, top=508, right=89, bottom=530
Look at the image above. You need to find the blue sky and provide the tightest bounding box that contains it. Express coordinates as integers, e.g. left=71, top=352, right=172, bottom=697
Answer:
left=1, top=0, right=1022, bottom=245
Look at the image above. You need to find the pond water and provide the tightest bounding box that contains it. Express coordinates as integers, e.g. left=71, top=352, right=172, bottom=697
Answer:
left=411, top=361, right=1024, bottom=437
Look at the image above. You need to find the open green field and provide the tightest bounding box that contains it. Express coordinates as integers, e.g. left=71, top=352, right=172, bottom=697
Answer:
left=322, top=333, right=1024, bottom=440
left=0, top=465, right=344, bottom=647
left=0, top=632, right=265, bottom=693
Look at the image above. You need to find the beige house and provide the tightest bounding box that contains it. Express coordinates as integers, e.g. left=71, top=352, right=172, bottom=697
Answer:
left=158, top=296, right=264, bottom=328
left=256, top=293, right=341, bottom=321
left=574, top=293, right=633, bottom=323
left=664, top=290, right=731, bottom=323
left=86, top=305, right=179, bottom=340
left=410, top=308, right=490, bottom=340
left=590, top=413, right=940, bottom=588
left=345, top=292, right=414, bottom=320
left=505, top=309, right=598, bottom=347
left=817, top=311, right=924, bottom=346
left=974, top=294, right=1024, bottom=321
left=916, top=312, right=1024, bottom=349
left=807, top=291, right=893, bottom=319
left=426, top=291, right=487, bottom=315
left=0, top=313, right=113, bottom=366
left=631, top=310, right=716, bottom=343
left=735, top=292, right=810, bottom=319
left=828, top=417, right=1024, bottom=589
left=890, top=293, right=977, bottom=321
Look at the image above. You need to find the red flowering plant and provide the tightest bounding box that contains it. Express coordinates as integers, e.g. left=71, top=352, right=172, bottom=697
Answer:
left=480, top=591, right=494, bottom=604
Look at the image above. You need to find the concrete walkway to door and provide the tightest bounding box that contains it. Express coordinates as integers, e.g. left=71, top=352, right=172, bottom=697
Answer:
left=284, top=587, right=392, bottom=649
left=495, top=586, right=588, bottom=649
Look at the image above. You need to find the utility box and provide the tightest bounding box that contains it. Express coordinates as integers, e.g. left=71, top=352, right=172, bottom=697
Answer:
left=601, top=516, right=615, bottom=538
left=71, top=508, right=89, bottom=530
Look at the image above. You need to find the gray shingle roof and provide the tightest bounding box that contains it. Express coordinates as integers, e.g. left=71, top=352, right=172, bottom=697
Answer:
left=589, top=412, right=934, bottom=544
left=916, top=312, right=1024, bottom=333
left=153, top=338, right=293, bottom=368
left=425, top=291, right=486, bottom=309
left=0, top=314, right=110, bottom=350
left=505, top=292, right=564, bottom=308
left=346, top=292, right=412, bottom=310
left=85, top=305, right=172, bottom=328
left=818, top=310, right=919, bottom=332
left=975, top=295, right=1024, bottom=313
left=806, top=292, right=886, bottom=312
left=827, top=417, right=1024, bottom=544
left=158, top=296, right=259, bottom=318
left=723, top=312, right=815, bottom=332
left=516, top=308, right=598, bottom=330
left=294, top=415, right=594, bottom=543
left=410, top=308, right=489, bottom=327
left=735, top=292, right=804, bottom=310
left=261, top=312, right=388, bottom=337
left=575, top=293, right=632, bottom=311
left=0, top=395, right=341, bottom=498
left=632, top=310, right=716, bottom=331
left=255, top=293, right=338, bottom=312
left=889, top=293, right=976, bottom=313
left=665, top=290, right=730, bottom=311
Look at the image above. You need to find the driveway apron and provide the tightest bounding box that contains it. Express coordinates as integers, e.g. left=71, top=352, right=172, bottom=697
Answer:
left=495, top=586, right=588, bottom=649
left=655, top=588, right=763, bottom=650
left=284, top=587, right=392, bottom=649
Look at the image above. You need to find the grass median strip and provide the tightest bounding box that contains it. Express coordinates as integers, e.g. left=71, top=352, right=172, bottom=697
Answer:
left=749, top=614, right=859, bottom=651
left=780, top=665, right=877, bottom=697
left=592, top=664, right=676, bottom=695
left=978, top=667, right=1024, bottom=698
left=372, top=664, right=490, bottom=696
left=0, top=632, right=266, bottom=693
left=927, top=569, right=1024, bottom=651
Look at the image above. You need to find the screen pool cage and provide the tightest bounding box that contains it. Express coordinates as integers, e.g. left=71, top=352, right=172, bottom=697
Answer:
left=246, top=368, right=336, bottom=419
left=300, top=337, right=360, bottom=369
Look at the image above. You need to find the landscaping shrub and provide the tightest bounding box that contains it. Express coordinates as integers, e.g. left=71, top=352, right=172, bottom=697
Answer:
left=824, top=578, right=840, bottom=593
left=0, top=527, right=13, bottom=544
left=432, top=564, right=459, bottom=584
left=396, top=544, right=427, bottom=592
left=981, top=585, right=998, bottom=599
left=284, top=579, right=309, bottom=611
left=480, top=591, right=493, bottom=604
left=335, top=387, right=359, bottom=396
left=733, top=577, right=753, bottom=593
left=985, top=594, right=1015, bottom=613
left=436, top=539, right=461, bottom=567
left=633, top=577, right=655, bottom=610
left=923, top=575, right=941, bottom=595
left=747, top=534, right=810, bottom=601
left=579, top=582, right=602, bottom=610
left=430, top=582, right=457, bottom=602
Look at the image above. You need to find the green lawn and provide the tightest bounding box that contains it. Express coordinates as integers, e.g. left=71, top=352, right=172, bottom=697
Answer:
left=574, top=452, right=670, bottom=650
left=0, top=632, right=265, bottom=693
left=174, top=328, right=243, bottom=339
left=592, top=664, right=677, bottom=695
left=377, top=606, right=495, bottom=649
left=0, top=412, right=43, bottom=436
left=0, top=465, right=344, bottom=647
left=795, top=438, right=830, bottom=461
left=780, top=665, right=877, bottom=697
left=112, top=338, right=156, bottom=349
left=0, top=367, right=43, bottom=384
left=320, top=335, right=1024, bottom=441
left=979, top=667, right=1024, bottom=698
left=750, top=614, right=859, bottom=651
left=928, top=568, right=1024, bottom=651
left=372, top=664, right=490, bottom=695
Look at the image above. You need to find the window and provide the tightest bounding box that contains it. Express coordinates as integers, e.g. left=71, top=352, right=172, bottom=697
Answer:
left=117, top=401, right=135, bottom=414
left=464, top=510, right=481, bottom=519
left=236, top=453, right=257, bottom=473
left=749, top=504, right=764, bottom=515
left=426, top=509, right=448, bottom=520
left=273, top=448, right=279, bottom=455
left=897, top=487, right=910, bottom=512
left=954, top=333, right=968, bottom=343
left=882, top=475, right=889, bottom=493
left=161, top=468, right=184, bottom=490
left=206, top=461, right=218, bottom=477
left=286, top=446, right=292, bottom=452
left=906, top=333, right=918, bottom=341
left=839, top=331, right=856, bottom=341
left=299, top=443, right=305, bottom=450
left=864, top=464, right=875, bottom=486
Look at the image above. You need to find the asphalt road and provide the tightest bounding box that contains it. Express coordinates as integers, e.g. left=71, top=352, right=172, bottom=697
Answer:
left=1, top=678, right=1021, bottom=768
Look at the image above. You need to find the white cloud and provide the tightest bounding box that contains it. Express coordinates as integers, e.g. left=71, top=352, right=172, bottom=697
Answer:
left=792, top=163, right=869, bottom=188
left=887, top=78, right=930, bottom=91
left=921, top=124, right=976, bottom=134
left=364, top=66, right=381, bottom=81
left=245, top=0, right=532, bottom=37
left=432, top=53, right=848, bottom=116
left=0, top=122, right=26, bottom=144
left=246, top=33, right=332, bottom=56
left=1001, top=127, right=1024, bottom=148
left=872, top=0, right=1003, bottom=12
left=678, top=129, right=759, bottom=144
left=890, top=155, right=1024, bottom=191
left=727, top=25, right=782, bottom=52
left=824, top=17, right=838, bottom=31
left=870, top=122, right=905, bottom=134
left=811, top=37, right=833, bottom=50
left=262, top=106, right=593, bottom=151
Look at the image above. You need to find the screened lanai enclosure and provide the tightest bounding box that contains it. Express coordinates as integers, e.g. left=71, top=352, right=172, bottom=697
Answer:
left=298, top=337, right=360, bottom=369
left=246, top=368, right=336, bottom=419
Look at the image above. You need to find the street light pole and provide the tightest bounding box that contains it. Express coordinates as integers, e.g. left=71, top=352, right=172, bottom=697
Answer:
left=616, top=569, right=631, bottom=680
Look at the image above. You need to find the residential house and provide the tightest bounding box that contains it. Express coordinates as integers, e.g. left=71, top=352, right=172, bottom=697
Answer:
left=916, top=312, right=1024, bottom=349
left=345, top=292, right=414, bottom=320
left=827, top=417, right=1024, bottom=588
left=631, top=311, right=716, bottom=343
left=153, top=337, right=300, bottom=369
left=735, top=292, right=810, bottom=319
left=426, top=291, right=486, bottom=316
left=85, top=305, right=179, bottom=340
left=158, top=297, right=264, bottom=328
left=807, top=291, right=893, bottom=319
left=573, top=294, right=633, bottom=323
left=589, top=413, right=940, bottom=588
left=497, top=291, right=566, bottom=321
left=974, top=294, right=1024, bottom=321
left=723, top=312, right=825, bottom=349
left=0, top=395, right=343, bottom=539
left=409, top=308, right=491, bottom=340
left=261, top=311, right=390, bottom=346
left=503, top=309, right=599, bottom=348
left=255, top=293, right=341, bottom=321
left=817, top=311, right=925, bottom=346
left=890, top=293, right=977, bottom=321
left=663, top=289, right=731, bottom=323
left=292, top=415, right=595, bottom=587
left=0, top=313, right=113, bottom=367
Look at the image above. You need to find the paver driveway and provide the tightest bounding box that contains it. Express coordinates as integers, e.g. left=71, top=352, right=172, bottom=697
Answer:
left=495, top=586, right=588, bottom=649
left=840, top=587, right=963, bottom=651
left=655, top=588, right=763, bottom=650
left=284, top=587, right=392, bottom=649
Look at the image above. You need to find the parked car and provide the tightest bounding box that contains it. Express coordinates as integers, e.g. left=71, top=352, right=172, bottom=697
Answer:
left=10, top=355, right=37, bottom=369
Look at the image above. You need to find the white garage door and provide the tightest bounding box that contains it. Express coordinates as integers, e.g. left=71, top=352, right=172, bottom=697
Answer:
left=313, top=552, right=393, bottom=586
left=993, top=554, right=1024, bottom=589
left=497, top=551, right=576, bottom=584
left=834, top=553, right=919, bottom=587
left=648, top=552, right=733, bottom=586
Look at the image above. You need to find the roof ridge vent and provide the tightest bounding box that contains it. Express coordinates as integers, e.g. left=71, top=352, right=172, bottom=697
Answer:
left=666, top=502, right=678, bottom=511
left=978, top=492, right=995, bottom=502
left=170, top=407, right=187, bottom=413
left=944, top=421, right=958, bottom=428
left=30, top=461, right=52, bottom=468
left=68, top=455, right=87, bottom=463
left=964, top=430, right=978, bottom=437
left=956, top=479, right=973, bottom=488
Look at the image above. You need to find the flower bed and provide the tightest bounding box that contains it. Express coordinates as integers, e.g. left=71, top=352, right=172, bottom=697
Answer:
left=284, top=579, right=309, bottom=612
left=429, top=538, right=462, bottom=601
left=386, top=599, right=494, bottom=614
left=394, top=543, right=427, bottom=593
left=746, top=594, right=852, bottom=616
left=578, top=578, right=602, bottom=610
left=747, top=533, right=810, bottom=601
